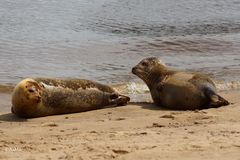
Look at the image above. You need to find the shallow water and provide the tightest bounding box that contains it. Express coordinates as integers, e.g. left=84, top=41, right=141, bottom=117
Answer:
left=0, top=0, right=240, bottom=89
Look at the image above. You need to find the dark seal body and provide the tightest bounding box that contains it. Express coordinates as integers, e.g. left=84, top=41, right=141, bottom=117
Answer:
left=12, top=78, right=130, bottom=118
left=132, top=57, right=229, bottom=110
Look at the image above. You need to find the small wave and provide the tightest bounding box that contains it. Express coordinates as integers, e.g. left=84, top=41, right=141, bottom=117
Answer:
left=125, top=82, right=152, bottom=102
left=126, top=82, right=149, bottom=94
left=113, top=82, right=151, bottom=103
left=86, top=19, right=240, bottom=37
left=216, top=81, right=240, bottom=91
left=145, top=38, right=235, bottom=53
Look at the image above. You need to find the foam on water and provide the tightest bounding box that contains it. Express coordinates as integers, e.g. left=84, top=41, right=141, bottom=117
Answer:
left=216, top=81, right=240, bottom=91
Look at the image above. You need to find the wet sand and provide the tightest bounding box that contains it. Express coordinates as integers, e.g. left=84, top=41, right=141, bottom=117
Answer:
left=0, top=90, right=240, bottom=160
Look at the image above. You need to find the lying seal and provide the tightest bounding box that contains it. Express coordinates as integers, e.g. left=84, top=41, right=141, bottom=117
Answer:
left=132, top=57, right=229, bottom=110
left=12, top=78, right=130, bottom=118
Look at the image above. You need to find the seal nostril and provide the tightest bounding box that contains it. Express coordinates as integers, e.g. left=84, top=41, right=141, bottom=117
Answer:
left=132, top=67, right=137, bottom=73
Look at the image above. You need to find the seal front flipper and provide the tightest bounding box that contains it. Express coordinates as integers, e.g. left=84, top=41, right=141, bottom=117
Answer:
left=109, top=93, right=130, bottom=106
left=116, top=94, right=130, bottom=106
left=156, top=82, right=164, bottom=91
left=204, top=88, right=229, bottom=108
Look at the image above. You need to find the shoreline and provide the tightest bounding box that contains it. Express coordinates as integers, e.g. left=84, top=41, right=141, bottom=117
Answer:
left=0, top=90, right=240, bottom=159
left=0, top=85, right=14, bottom=94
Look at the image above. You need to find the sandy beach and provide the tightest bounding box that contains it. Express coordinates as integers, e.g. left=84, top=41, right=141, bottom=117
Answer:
left=0, top=90, right=239, bottom=160
left=1, top=0, right=240, bottom=159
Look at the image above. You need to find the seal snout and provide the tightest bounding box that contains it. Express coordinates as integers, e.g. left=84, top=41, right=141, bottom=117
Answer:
left=132, top=66, right=143, bottom=75
left=132, top=66, right=138, bottom=74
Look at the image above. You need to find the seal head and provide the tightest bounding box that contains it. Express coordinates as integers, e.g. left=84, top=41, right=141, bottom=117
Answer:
left=12, top=79, right=44, bottom=117
left=132, top=57, right=167, bottom=88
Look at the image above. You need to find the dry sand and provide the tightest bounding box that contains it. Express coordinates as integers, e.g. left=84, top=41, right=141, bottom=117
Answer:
left=0, top=90, right=240, bottom=160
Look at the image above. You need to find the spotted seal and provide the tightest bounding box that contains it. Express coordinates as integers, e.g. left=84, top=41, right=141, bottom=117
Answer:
left=12, top=78, right=130, bottom=118
left=132, top=57, right=229, bottom=110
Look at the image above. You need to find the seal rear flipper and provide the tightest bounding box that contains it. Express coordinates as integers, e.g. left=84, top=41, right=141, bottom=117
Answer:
left=209, top=94, right=229, bottom=108
left=204, top=88, right=229, bottom=108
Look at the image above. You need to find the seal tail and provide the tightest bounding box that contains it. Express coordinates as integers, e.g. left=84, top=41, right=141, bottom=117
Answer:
left=204, top=88, right=229, bottom=108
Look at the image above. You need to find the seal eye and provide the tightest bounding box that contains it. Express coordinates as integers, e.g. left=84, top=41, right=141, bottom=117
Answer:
left=142, top=62, right=148, bottom=67
left=28, top=89, right=35, bottom=93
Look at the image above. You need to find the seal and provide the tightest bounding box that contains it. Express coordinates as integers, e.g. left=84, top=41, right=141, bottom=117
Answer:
left=132, top=57, right=229, bottom=110
left=12, top=78, right=130, bottom=118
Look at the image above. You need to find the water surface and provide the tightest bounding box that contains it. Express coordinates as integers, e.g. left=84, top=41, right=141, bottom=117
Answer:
left=0, top=0, right=240, bottom=89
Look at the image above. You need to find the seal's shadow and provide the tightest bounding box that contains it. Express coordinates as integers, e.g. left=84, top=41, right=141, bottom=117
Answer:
left=131, top=102, right=167, bottom=110
left=0, top=113, right=27, bottom=122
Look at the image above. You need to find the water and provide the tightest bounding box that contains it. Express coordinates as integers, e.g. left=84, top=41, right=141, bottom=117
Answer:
left=0, top=0, right=240, bottom=90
